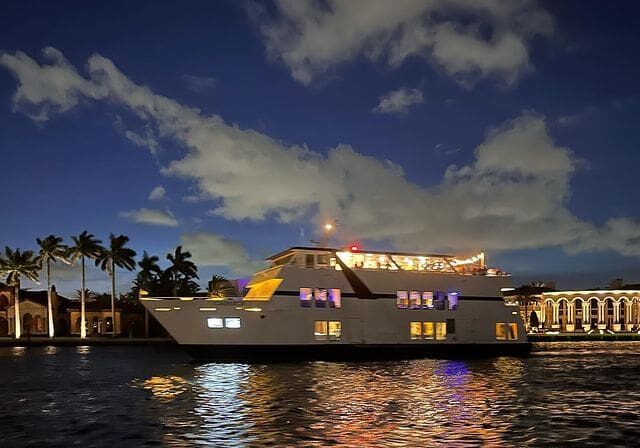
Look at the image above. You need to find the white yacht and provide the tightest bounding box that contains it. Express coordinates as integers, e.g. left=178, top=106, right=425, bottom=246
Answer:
left=141, top=246, right=529, bottom=360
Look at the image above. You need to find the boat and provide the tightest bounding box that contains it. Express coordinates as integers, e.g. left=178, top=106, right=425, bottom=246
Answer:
left=141, top=245, right=529, bottom=361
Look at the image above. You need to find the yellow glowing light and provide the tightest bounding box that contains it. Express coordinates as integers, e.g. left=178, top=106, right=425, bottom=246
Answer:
left=199, top=307, right=218, bottom=311
left=324, top=223, right=333, bottom=231
left=245, top=307, right=262, bottom=312
left=154, top=307, right=171, bottom=312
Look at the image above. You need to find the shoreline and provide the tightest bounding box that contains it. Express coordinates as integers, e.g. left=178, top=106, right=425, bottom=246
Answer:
left=0, top=336, right=175, bottom=347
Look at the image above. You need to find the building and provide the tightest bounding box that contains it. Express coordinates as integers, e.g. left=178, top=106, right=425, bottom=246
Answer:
left=505, top=281, right=640, bottom=333
left=0, top=284, right=72, bottom=336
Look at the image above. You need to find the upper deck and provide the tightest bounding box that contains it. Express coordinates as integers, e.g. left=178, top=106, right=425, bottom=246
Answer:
left=264, top=246, right=508, bottom=277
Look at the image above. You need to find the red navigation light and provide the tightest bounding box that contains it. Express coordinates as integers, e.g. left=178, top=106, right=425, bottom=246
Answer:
left=350, top=244, right=360, bottom=252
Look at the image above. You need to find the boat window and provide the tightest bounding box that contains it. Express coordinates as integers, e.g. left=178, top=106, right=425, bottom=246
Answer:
left=299, top=288, right=312, bottom=307
left=446, top=319, right=455, bottom=334
left=328, top=321, right=342, bottom=340
left=273, top=253, right=294, bottom=266
left=207, top=317, right=224, bottom=328
left=495, top=323, right=507, bottom=340
left=422, top=291, right=434, bottom=309
left=507, top=323, right=518, bottom=340
left=434, top=291, right=446, bottom=310
left=448, top=293, right=459, bottom=310
left=224, top=318, right=241, bottom=329
left=410, top=322, right=422, bottom=340
left=435, top=322, right=447, bottom=340
left=314, top=288, right=327, bottom=307
left=314, top=321, right=328, bottom=340
left=423, top=322, right=434, bottom=340
left=317, top=254, right=329, bottom=265
left=396, top=290, right=408, bottom=309
left=329, top=289, right=341, bottom=308
left=409, top=291, right=421, bottom=309
left=305, top=254, right=315, bottom=268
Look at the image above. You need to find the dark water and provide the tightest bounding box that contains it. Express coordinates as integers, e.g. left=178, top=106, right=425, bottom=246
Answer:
left=1, top=343, right=640, bottom=447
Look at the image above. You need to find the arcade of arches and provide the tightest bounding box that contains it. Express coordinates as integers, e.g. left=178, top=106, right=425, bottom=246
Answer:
left=534, top=290, right=640, bottom=332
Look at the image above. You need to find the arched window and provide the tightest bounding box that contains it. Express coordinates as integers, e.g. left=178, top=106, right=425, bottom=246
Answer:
left=23, top=313, right=33, bottom=335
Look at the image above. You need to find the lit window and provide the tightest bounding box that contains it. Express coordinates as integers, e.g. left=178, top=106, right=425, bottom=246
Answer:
left=423, top=322, right=434, bottom=340
left=207, top=317, right=224, bottom=328
left=300, top=287, right=312, bottom=307
left=422, top=291, right=433, bottom=309
left=329, top=257, right=337, bottom=267
left=314, top=288, right=327, bottom=307
left=447, top=292, right=459, bottom=310
left=434, top=291, right=446, bottom=310
left=314, top=321, right=328, bottom=340
left=410, top=322, right=422, bottom=340
left=409, top=291, right=421, bottom=309
left=329, top=289, right=341, bottom=308
left=507, top=323, right=518, bottom=340
left=397, top=290, right=408, bottom=309
left=328, top=321, right=342, bottom=340
left=495, top=323, right=507, bottom=340
left=435, top=322, right=447, bottom=340
left=224, top=318, right=241, bottom=329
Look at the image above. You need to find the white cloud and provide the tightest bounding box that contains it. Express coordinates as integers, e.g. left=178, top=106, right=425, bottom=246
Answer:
left=148, top=185, right=166, bottom=200
left=119, top=208, right=178, bottom=227
left=2, top=48, right=640, bottom=259
left=181, top=74, right=217, bottom=93
left=180, top=232, right=266, bottom=276
left=250, top=0, right=554, bottom=86
left=373, top=87, right=423, bottom=114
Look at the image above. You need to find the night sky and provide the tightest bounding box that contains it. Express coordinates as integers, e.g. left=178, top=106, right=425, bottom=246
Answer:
left=1, top=0, right=639, bottom=295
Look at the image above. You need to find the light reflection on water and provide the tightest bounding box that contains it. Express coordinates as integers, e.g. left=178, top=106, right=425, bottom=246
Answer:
left=1, top=342, right=640, bottom=446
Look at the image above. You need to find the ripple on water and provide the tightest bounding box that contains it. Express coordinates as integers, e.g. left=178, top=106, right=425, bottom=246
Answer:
left=1, top=343, right=640, bottom=446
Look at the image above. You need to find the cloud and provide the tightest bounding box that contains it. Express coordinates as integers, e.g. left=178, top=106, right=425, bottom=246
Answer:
left=181, top=74, right=217, bottom=93
left=249, top=0, right=554, bottom=86
left=373, top=87, right=423, bottom=114
left=2, top=48, right=640, bottom=259
left=148, top=185, right=166, bottom=200
left=180, top=232, right=265, bottom=276
left=119, top=208, right=178, bottom=227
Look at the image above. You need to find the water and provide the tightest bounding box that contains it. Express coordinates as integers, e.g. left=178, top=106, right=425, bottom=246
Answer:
left=1, top=342, right=640, bottom=447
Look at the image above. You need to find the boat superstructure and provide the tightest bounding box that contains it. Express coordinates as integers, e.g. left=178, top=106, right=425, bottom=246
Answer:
left=141, top=246, right=529, bottom=360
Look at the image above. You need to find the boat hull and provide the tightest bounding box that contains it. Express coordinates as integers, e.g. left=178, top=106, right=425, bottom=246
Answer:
left=182, top=342, right=531, bottom=362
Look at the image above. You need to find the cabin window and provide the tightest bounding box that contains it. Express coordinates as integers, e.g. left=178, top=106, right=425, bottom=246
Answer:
left=314, top=321, right=328, bottom=340
left=314, top=288, right=327, bottom=307
left=329, top=257, right=337, bottom=267
left=328, top=321, right=342, bottom=340
left=329, top=289, right=341, bottom=308
left=396, top=291, right=408, bottom=309
left=435, top=322, right=447, bottom=340
left=422, top=291, right=434, bottom=309
left=423, top=322, right=434, bottom=340
left=434, top=291, right=446, bottom=310
left=224, top=318, right=241, bottom=329
left=410, top=322, right=422, bottom=340
left=409, top=291, right=421, bottom=309
left=207, top=317, right=224, bottom=328
left=448, top=293, right=459, bottom=310
left=507, top=323, right=518, bottom=340
left=446, top=318, right=455, bottom=334
left=317, top=254, right=329, bottom=265
left=299, top=288, right=312, bottom=307
left=305, top=254, right=315, bottom=268
left=495, top=323, right=507, bottom=340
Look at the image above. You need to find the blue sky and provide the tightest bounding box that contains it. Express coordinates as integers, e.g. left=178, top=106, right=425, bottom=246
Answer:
left=1, top=0, right=639, bottom=294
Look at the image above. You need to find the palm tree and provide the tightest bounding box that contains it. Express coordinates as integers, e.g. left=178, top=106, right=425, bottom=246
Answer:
left=0, top=247, right=40, bottom=339
left=68, top=231, right=103, bottom=339
left=166, top=246, right=198, bottom=296
left=136, top=251, right=162, bottom=292
left=95, top=234, right=137, bottom=336
left=36, top=235, right=69, bottom=338
left=208, top=274, right=236, bottom=298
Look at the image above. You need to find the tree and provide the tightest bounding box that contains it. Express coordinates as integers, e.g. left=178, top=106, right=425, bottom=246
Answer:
left=36, top=235, right=69, bottom=338
left=530, top=309, right=540, bottom=329
left=208, top=274, right=236, bottom=298
left=0, top=247, right=40, bottom=339
left=68, top=231, right=103, bottom=339
left=136, top=251, right=161, bottom=292
left=166, top=246, right=198, bottom=297
left=95, top=234, right=137, bottom=336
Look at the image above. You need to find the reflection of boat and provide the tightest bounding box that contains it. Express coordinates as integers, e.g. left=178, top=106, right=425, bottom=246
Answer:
left=141, top=246, right=529, bottom=360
